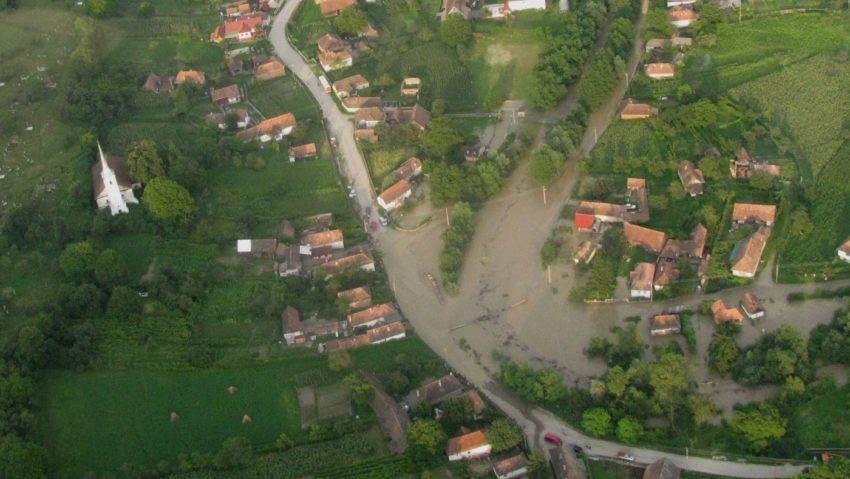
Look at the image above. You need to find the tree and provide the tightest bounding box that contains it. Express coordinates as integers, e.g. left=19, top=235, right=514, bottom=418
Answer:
left=343, top=373, right=374, bottom=406
left=688, top=394, right=718, bottom=427
left=126, top=140, right=165, bottom=184
left=615, top=417, right=643, bottom=443
left=486, top=419, right=524, bottom=452
left=407, top=419, right=446, bottom=455
left=430, top=165, right=465, bottom=207
left=142, top=177, right=194, bottom=224
left=94, top=248, right=128, bottom=289
left=214, top=437, right=253, bottom=469
left=107, top=285, right=142, bottom=317
left=649, top=353, right=690, bottom=423
left=605, top=365, right=628, bottom=398
left=533, top=368, right=567, bottom=402
left=751, top=172, right=776, bottom=190
left=333, top=7, right=368, bottom=36
left=137, top=1, right=154, bottom=17
left=526, top=449, right=547, bottom=478
left=59, top=241, right=97, bottom=282
left=328, top=350, right=353, bottom=372
left=581, top=407, right=612, bottom=437
left=528, top=144, right=564, bottom=186
left=438, top=15, right=472, bottom=48
left=730, top=403, right=787, bottom=451
left=0, top=435, right=48, bottom=479
left=698, top=157, right=725, bottom=181
left=423, top=117, right=463, bottom=158
left=86, top=0, right=112, bottom=17
left=708, top=333, right=739, bottom=375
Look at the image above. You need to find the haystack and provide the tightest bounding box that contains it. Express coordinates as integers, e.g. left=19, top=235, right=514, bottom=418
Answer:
left=170, top=412, right=180, bottom=423
left=227, top=386, right=238, bottom=395
left=241, top=414, right=252, bottom=425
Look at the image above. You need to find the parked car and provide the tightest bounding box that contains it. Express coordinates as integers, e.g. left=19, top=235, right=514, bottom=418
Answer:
left=570, top=444, right=583, bottom=453
left=617, top=452, right=635, bottom=462
left=543, top=433, right=562, bottom=446
left=379, top=215, right=388, bottom=226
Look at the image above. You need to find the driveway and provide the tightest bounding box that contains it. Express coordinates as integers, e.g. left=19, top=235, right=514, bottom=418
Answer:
left=268, top=1, right=375, bottom=221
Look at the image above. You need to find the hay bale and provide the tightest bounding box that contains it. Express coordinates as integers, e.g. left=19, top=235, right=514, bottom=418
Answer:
left=241, top=414, right=252, bottom=425
left=227, top=386, right=237, bottom=395
left=170, top=412, right=180, bottom=423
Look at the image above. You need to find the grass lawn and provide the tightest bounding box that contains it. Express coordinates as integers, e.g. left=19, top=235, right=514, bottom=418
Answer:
left=363, top=144, right=419, bottom=182
left=37, top=336, right=445, bottom=478
left=469, top=25, right=542, bottom=109
left=793, top=384, right=850, bottom=448
left=586, top=460, right=641, bottom=478
left=247, top=76, right=322, bottom=121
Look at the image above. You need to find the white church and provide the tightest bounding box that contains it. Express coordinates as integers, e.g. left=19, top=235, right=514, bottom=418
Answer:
left=91, top=142, right=138, bottom=215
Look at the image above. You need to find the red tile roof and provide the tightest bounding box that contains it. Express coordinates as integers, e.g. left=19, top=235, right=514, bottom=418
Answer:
left=731, top=226, right=770, bottom=277
left=711, top=300, right=744, bottom=324
left=645, top=63, right=676, bottom=77
left=378, top=179, right=411, bottom=206
left=446, top=431, right=489, bottom=456
left=630, top=263, right=656, bottom=291
left=302, top=229, right=343, bottom=248
left=347, top=303, right=397, bottom=328
left=624, top=223, right=667, bottom=253
left=732, top=203, right=777, bottom=225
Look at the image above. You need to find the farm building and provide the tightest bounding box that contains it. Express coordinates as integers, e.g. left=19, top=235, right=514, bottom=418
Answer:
left=573, top=241, right=597, bottom=264
left=332, top=74, right=370, bottom=99
left=731, top=203, right=777, bottom=227
left=645, top=63, right=676, bottom=80
left=206, top=109, right=250, bottom=130
left=317, top=0, right=358, bottom=17
left=319, top=253, right=376, bottom=277
left=337, top=286, right=372, bottom=311
left=392, top=157, right=423, bottom=181
left=210, top=84, right=241, bottom=105
left=302, top=229, right=344, bottom=250
left=91, top=142, right=138, bottom=216
left=678, top=160, right=705, bottom=196
left=650, top=315, right=681, bottom=336
left=401, top=77, right=422, bottom=96
left=404, top=374, right=464, bottom=411
left=237, top=113, right=296, bottom=143
left=493, top=454, right=529, bottom=479
left=653, top=262, right=680, bottom=291
left=730, top=226, right=771, bottom=278
left=288, top=143, right=317, bottom=162
left=281, top=306, right=306, bottom=345
left=318, top=49, right=353, bottom=72
left=620, top=100, right=656, bottom=120
left=740, top=293, right=765, bottom=320
left=446, top=430, right=491, bottom=461
left=711, top=300, right=745, bottom=324
left=342, top=96, right=382, bottom=112
left=347, top=303, right=400, bottom=329
left=630, top=263, right=656, bottom=299
left=355, top=107, right=385, bottom=129
left=624, top=223, right=667, bottom=253
left=669, top=6, right=697, bottom=27
left=385, top=104, right=431, bottom=130
left=254, top=57, right=286, bottom=80
left=378, top=179, right=412, bottom=211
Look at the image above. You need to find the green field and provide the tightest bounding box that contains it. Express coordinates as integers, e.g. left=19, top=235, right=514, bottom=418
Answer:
left=37, top=336, right=445, bottom=478
left=794, top=384, right=850, bottom=448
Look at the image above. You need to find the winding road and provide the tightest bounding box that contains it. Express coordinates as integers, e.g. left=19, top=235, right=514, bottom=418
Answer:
left=268, top=2, right=827, bottom=476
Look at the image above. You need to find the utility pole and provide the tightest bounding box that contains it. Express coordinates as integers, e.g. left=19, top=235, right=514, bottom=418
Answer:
left=542, top=186, right=547, bottom=205
left=547, top=265, right=551, bottom=285
left=445, top=207, right=450, bottom=227
left=594, top=128, right=598, bottom=144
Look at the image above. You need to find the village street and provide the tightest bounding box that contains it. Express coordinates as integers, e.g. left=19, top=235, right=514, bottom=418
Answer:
left=269, top=1, right=845, bottom=476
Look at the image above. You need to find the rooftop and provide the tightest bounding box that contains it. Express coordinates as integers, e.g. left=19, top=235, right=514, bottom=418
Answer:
left=732, top=203, right=777, bottom=224
left=378, top=179, right=411, bottom=205
left=630, top=263, right=656, bottom=291
left=446, top=430, right=488, bottom=455
left=302, top=229, right=343, bottom=247
left=624, top=223, right=667, bottom=253
left=347, top=303, right=398, bottom=328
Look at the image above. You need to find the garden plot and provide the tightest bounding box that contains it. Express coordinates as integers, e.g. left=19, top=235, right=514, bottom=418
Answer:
left=298, top=383, right=352, bottom=427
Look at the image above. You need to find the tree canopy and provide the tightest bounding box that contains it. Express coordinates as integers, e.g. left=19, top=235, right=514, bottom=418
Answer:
left=730, top=403, right=787, bottom=451
left=126, top=139, right=165, bottom=184
left=407, top=419, right=446, bottom=455
left=422, top=117, right=463, bottom=158
left=486, top=419, right=524, bottom=452
left=438, top=15, right=472, bottom=48
left=142, top=177, right=194, bottom=224
left=334, top=7, right=368, bottom=36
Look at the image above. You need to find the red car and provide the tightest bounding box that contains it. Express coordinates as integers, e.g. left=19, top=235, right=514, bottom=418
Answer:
left=543, top=433, right=562, bottom=445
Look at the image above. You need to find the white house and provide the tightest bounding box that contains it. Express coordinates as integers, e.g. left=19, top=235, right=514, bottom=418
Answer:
left=301, top=229, right=344, bottom=250
left=482, top=0, right=546, bottom=18
left=629, top=262, right=655, bottom=300
left=667, top=0, right=695, bottom=6
left=236, top=113, right=296, bottom=143
left=740, top=293, right=765, bottom=321
left=838, top=240, right=850, bottom=263
left=281, top=306, right=306, bottom=346
left=347, top=303, right=399, bottom=329
left=91, top=142, right=138, bottom=216
left=446, top=431, right=492, bottom=461
left=377, top=179, right=412, bottom=211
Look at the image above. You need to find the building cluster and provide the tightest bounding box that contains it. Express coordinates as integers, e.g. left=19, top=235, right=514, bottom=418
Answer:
left=438, top=0, right=547, bottom=22
left=730, top=147, right=781, bottom=179
left=377, top=156, right=423, bottom=212
left=711, top=292, right=766, bottom=324
left=210, top=1, right=273, bottom=43
left=639, top=3, right=695, bottom=83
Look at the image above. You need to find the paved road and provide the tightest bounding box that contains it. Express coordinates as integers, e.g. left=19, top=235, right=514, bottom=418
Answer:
left=268, top=1, right=376, bottom=221
left=272, top=3, right=816, bottom=477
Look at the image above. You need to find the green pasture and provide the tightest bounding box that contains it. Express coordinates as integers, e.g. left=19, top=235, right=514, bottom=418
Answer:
left=37, top=336, right=445, bottom=478
left=794, top=381, right=850, bottom=449
left=363, top=144, right=419, bottom=181
left=469, top=25, right=542, bottom=108
left=247, top=76, right=322, bottom=121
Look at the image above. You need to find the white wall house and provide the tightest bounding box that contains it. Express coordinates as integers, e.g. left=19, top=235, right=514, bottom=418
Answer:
left=446, top=431, right=492, bottom=462
left=92, top=142, right=138, bottom=216
left=667, top=0, right=695, bottom=6
left=838, top=241, right=850, bottom=263
left=377, top=179, right=412, bottom=212
left=482, top=0, right=546, bottom=18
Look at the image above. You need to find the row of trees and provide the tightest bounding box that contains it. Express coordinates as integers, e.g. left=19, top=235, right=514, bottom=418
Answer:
left=708, top=323, right=812, bottom=386
left=438, top=203, right=474, bottom=294
left=528, top=107, right=588, bottom=187
left=576, top=10, right=636, bottom=109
